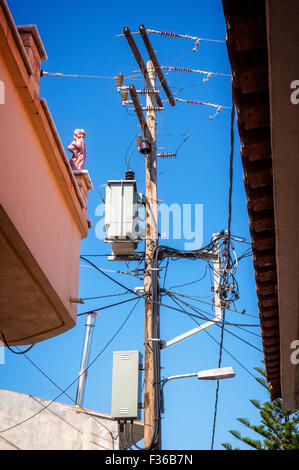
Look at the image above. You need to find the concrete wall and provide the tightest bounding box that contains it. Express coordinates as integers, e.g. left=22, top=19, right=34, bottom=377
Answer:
left=0, top=389, right=120, bottom=450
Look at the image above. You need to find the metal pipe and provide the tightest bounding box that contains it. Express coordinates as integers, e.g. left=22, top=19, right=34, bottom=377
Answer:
left=75, top=314, right=96, bottom=408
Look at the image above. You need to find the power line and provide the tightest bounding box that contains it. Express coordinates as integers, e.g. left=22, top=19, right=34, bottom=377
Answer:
left=124, top=131, right=140, bottom=168
left=174, top=97, right=231, bottom=109
left=41, top=71, right=117, bottom=79
left=211, top=96, right=236, bottom=451
left=167, top=291, right=261, bottom=336
left=79, top=256, right=139, bottom=297
left=117, top=29, right=226, bottom=44
left=80, top=252, right=145, bottom=258
left=168, top=295, right=258, bottom=381
left=168, top=265, right=208, bottom=289
left=40, top=70, right=143, bottom=81
left=165, top=289, right=260, bottom=320
left=81, top=292, right=130, bottom=301
left=158, top=299, right=260, bottom=328
left=81, top=246, right=259, bottom=332
left=146, top=29, right=226, bottom=44
left=158, top=113, right=218, bottom=178
left=0, top=435, right=21, bottom=450
left=167, top=293, right=262, bottom=349
left=0, top=299, right=140, bottom=436
left=77, top=296, right=139, bottom=316
left=18, top=352, right=120, bottom=443
left=161, top=65, right=231, bottom=79
left=0, top=331, right=35, bottom=355
left=80, top=248, right=260, bottom=328
left=80, top=262, right=144, bottom=279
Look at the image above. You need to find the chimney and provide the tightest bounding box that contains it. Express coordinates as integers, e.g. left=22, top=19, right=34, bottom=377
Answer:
left=17, top=25, right=48, bottom=93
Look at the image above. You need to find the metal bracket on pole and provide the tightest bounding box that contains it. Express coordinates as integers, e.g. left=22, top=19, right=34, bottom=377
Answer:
left=160, top=320, right=219, bottom=349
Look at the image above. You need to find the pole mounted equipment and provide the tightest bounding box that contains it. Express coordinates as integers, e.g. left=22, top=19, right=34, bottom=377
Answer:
left=113, top=27, right=190, bottom=450
left=138, top=140, right=152, bottom=155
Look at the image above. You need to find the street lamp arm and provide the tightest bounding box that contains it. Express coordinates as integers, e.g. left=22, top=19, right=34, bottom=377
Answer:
left=162, top=372, right=198, bottom=389
left=161, top=367, right=235, bottom=413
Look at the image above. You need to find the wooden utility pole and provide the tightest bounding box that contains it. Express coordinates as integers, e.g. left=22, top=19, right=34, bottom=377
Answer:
left=144, top=60, right=159, bottom=448
left=121, top=28, right=175, bottom=448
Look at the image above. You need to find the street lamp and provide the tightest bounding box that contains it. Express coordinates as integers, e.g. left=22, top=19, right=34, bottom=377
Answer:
left=161, top=367, right=235, bottom=413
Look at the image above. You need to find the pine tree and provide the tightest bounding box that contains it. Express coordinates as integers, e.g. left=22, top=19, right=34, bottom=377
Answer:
left=221, top=366, right=299, bottom=450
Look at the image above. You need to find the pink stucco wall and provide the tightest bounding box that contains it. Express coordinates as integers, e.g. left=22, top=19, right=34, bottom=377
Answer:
left=0, top=52, right=81, bottom=320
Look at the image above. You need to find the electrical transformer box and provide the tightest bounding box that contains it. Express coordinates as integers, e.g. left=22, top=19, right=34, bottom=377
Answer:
left=104, top=180, right=144, bottom=257
left=111, top=350, right=142, bottom=420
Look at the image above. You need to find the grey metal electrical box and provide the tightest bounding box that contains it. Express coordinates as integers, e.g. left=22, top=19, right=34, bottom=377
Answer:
left=104, top=180, right=144, bottom=257
left=111, top=350, right=142, bottom=420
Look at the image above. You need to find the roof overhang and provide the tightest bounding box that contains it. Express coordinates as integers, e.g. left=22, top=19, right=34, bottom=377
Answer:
left=222, top=0, right=299, bottom=410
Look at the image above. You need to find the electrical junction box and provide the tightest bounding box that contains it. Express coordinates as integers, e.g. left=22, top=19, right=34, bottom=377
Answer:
left=104, top=180, right=145, bottom=257
left=111, top=350, right=143, bottom=420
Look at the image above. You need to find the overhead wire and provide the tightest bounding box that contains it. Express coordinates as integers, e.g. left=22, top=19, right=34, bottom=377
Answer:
left=80, top=256, right=139, bottom=297
left=165, top=289, right=260, bottom=320
left=116, top=29, right=226, bottom=44
left=174, top=97, right=231, bottom=110
left=168, top=265, right=208, bottom=289
left=79, top=233, right=260, bottom=450
left=164, top=292, right=261, bottom=333
left=41, top=70, right=143, bottom=81
left=144, top=234, right=257, bottom=449
left=77, top=296, right=139, bottom=316
left=167, top=293, right=262, bottom=352
left=146, top=29, right=226, bottom=44
left=0, top=331, right=35, bottom=355
left=0, top=299, right=141, bottom=436
left=80, top=261, right=144, bottom=280
left=161, top=65, right=231, bottom=80
left=211, top=94, right=236, bottom=451
left=80, top=246, right=260, bottom=328
left=158, top=112, right=221, bottom=178
left=14, top=348, right=119, bottom=441
left=81, top=292, right=130, bottom=301
left=168, top=295, right=259, bottom=381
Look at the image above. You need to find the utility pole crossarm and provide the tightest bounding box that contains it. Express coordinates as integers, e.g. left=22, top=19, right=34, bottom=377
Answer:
left=129, top=85, right=149, bottom=137
left=123, top=27, right=163, bottom=108
left=139, top=25, right=176, bottom=107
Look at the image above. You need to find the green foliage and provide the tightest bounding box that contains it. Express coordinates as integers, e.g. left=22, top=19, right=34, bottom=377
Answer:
left=250, top=399, right=261, bottom=410
left=221, top=366, right=299, bottom=450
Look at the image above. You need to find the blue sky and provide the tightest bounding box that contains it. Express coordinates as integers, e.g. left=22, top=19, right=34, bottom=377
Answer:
left=2, top=0, right=268, bottom=450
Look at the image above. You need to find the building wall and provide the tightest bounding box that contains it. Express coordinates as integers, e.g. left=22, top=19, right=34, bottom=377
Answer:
left=0, top=51, right=81, bottom=318
left=0, top=389, right=120, bottom=450
left=266, top=0, right=299, bottom=410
